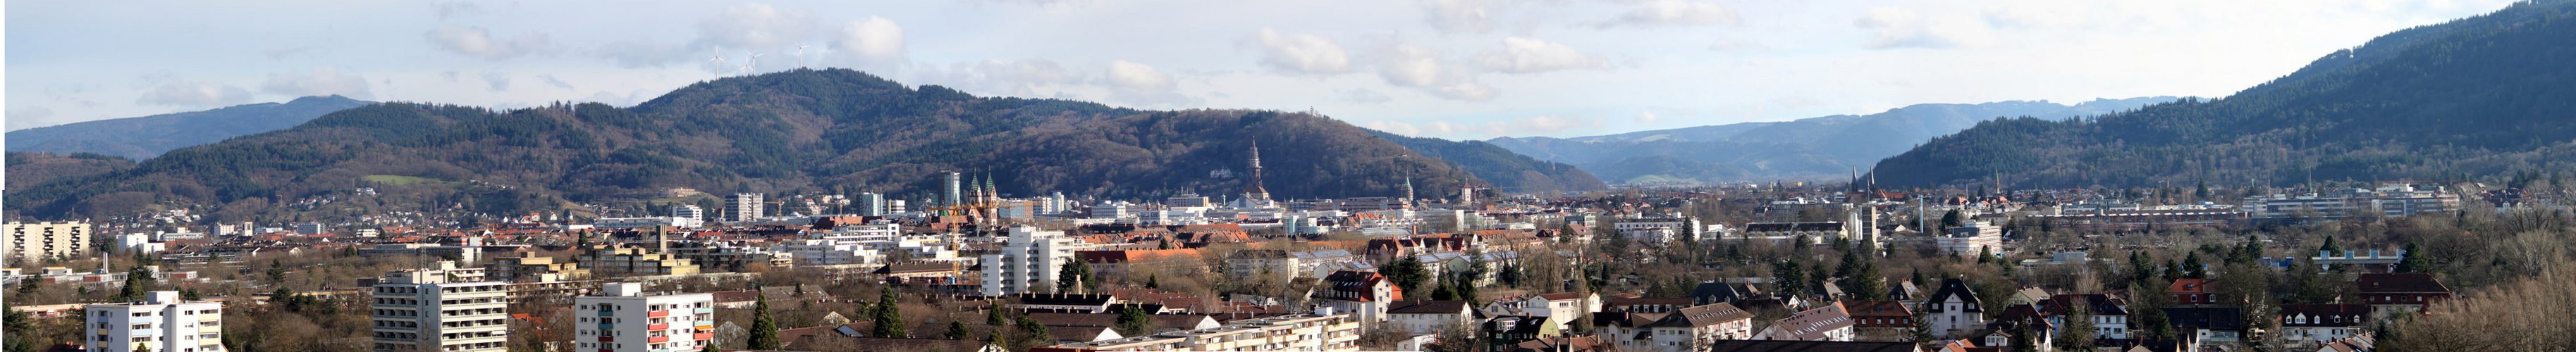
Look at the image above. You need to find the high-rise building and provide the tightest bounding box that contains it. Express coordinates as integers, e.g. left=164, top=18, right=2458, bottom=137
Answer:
left=980, top=225, right=1078, bottom=296
left=5, top=222, right=92, bottom=265
left=372, top=263, right=509, bottom=352
left=84, top=291, right=228, bottom=352
left=575, top=283, right=716, bottom=352
left=723, top=193, right=763, bottom=222
left=857, top=192, right=886, bottom=217
left=670, top=204, right=705, bottom=221
left=944, top=172, right=965, bottom=208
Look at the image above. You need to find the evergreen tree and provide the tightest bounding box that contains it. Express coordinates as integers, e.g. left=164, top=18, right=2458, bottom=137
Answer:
left=1056, top=259, right=1099, bottom=294
left=1844, top=259, right=1889, bottom=301
left=988, top=306, right=1010, bottom=326
left=2396, top=242, right=2430, bottom=273
left=1115, top=305, right=1154, bottom=337
left=2183, top=253, right=2208, bottom=279
left=945, top=321, right=971, bottom=340
left=1385, top=256, right=1430, bottom=294
left=5, top=298, right=35, bottom=352
left=2009, top=320, right=2038, bottom=352
left=2057, top=303, right=2096, bottom=351
left=1774, top=262, right=1808, bottom=297
left=1145, top=275, right=1160, bottom=289
left=872, top=287, right=907, bottom=338
left=748, top=298, right=781, bottom=349
left=2319, top=236, right=2341, bottom=254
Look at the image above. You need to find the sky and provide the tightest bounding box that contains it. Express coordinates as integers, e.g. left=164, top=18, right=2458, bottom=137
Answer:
left=2, top=0, right=2522, bottom=140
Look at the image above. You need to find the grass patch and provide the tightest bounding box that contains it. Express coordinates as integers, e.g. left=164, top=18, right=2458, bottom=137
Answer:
left=362, top=175, right=438, bottom=186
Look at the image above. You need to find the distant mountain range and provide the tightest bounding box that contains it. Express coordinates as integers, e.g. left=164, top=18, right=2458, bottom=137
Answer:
left=1488, top=97, right=2178, bottom=184
left=1368, top=130, right=1607, bottom=192
left=1875, top=0, right=2576, bottom=188
left=6, top=95, right=373, bottom=160
left=6, top=69, right=1597, bottom=221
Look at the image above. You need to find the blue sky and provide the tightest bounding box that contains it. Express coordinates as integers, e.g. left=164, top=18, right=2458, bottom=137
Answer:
left=4, top=0, right=2518, bottom=139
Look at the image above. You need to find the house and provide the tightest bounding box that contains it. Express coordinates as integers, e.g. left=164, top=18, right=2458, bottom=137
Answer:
left=781, top=335, right=1007, bottom=352
left=1688, top=282, right=1759, bottom=306
left=2162, top=306, right=2246, bottom=344
left=1319, top=270, right=1402, bottom=323
left=2041, top=294, right=2131, bottom=340
left=2278, top=303, right=2370, bottom=346
left=1603, top=297, right=1696, bottom=313
left=1705, top=340, right=1919, bottom=351
left=1015, top=293, right=1121, bottom=313
left=1507, top=334, right=1605, bottom=352
left=1758, top=301, right=1856, bottom=341
left=2171, top=278, right=2216, bottom=306
left=1485, top=315, right=1562, bottom=352
left=1925, top=278, right=1986, bottom=339
left=1978, top=314, right=2054, bottom=351
left=1847, top=301, right=1916, bottom=328
left=1023, top=313, right=1225, bottom=335
left=1522, top=292, right=1601, bottom=329
left=1385, top=300, right=1478, bottom=336
left=1593, top=303, right=1757, bottom=352
left=2355, top=273, right=2450, bottom=318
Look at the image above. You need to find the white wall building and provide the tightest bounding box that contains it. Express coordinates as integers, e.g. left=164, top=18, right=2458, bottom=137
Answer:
left=575, top=283, right=716, bottom=352
left=85, top=291, right=227, bottom=352
left=1939, top=222, right=2004, bottom=257
left=6, top=221, right=92, bottom=265
left=372, top=263, right=509, bottom=352
left=725, top=193, right=764, bottom=222
left=594, top=217, right=705, bottom=230
left=981, top=226, right=1078, bottom=296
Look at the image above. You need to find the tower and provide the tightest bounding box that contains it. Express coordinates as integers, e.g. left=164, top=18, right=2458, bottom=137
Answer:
left=943, top=172, right=964, bottom=208
left=1403, top=178, right=1417, bottom=209
left=1245, top=140, right=1272, bottom=203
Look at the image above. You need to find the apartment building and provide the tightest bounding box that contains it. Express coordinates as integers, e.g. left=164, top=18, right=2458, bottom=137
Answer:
left=84, top=291, right=227, bottom=352
left=371, top=263, right=510, bottom=351
left=981, top=225, right=1078, bottom=296
left=5, top=221, right=92, bottom=265
left=1043, top=312, right=1364, bottom=351
left=574, top=283, right=716, bottom=352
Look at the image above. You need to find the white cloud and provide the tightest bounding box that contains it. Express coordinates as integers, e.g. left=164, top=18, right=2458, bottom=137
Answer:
left=1363, top=120, right=1423, bottom=136
left=482, top=71, right=511, bottom=92
left=1597, top=0, right=1741, bottom=27
left=1105, top=60, right=1174, bottom=90
left=594, top=40, right=692, bottom=68
left=698, top=3, right=814, bottom=51
left=1476, top=37, right=1607, bottom=74
left=835, top=16, right=907, bottom=62
left=9, top=106, right=57, bottom=122
left=539, top=75, right=575, bottom=90
left=1338, top=88, right=1393, bottom=104
left=1423, top=0, right=1492, bottom=33
left=1707, top=38, right=1767, bottom=51
left=1635, top=111, right=1661, bottom=123
left=424, top=25, right=554, bottom=60
left=1855, top=7, right=1997, bottom=49
left=431, top=1, right=480, bottom=19
left=1377, top=44, right=1494, bottom=101
left=1255, top=28, right=1352, bottom=74
left=137, top=80, right=254, bottom=107
left=261, top=66, right=373, bottom=99
left=919, top=58, right=1081, bottom=97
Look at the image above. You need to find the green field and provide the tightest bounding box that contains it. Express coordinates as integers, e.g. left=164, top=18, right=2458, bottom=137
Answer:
left=362, top=175, right=438, bottom=186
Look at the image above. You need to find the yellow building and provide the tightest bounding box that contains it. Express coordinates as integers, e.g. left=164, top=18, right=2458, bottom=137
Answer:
left=5, top=221, right=92, bottom=265
left=491, top=252, right=591, bottom=282
left=577, top=246, right=701, bottom=277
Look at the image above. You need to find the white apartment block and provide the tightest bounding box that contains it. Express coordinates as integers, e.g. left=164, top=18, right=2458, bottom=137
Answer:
left=594, top=217, right=705, bottom=230
left=372, top=264, right=510, bottom=352
left=670, top=205, right=706, bottom=221
left=575, top=283, right=716, bottom=352
left=85, top=291, right=227, bottom=352
left=981, top=225, right=1078, bottom=296
left=1047, top=312, right=1365, bottom=351
left=6, top=221, right=93, bottom=265
left=1939, top=222, right=2004, bottom=257
left=725, top=193, right=764, bottom=222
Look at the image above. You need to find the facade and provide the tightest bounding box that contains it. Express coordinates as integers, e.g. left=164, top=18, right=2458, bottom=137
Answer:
left=2278, top=303, right=2370, bottom=346
left=2171, top=278, right=2216, bottom=305
left=372, top=264, right=510, bottom=351
left=857, top=192, right=886, bottom=216
left=2357, top=272, right=2451, bottom=318
left=489, top=252, right=589, bottom=283
left=724, top=193, right=763, bottom=222
left=5, top=221, right=92, bottom=265
left=669, top=204, right=705, bottom=221
left=1319, top=270, right=1403, bottom=324
left=1593, top=303, right=1755, bottom=352
left=579, top=246, right=704, bottom=277
left=1760, top=301, right=1856, bottom=341
left=594, top=217, right=704, bottom=230
left=1384, top=301, right=1476, bottom=336
left=981, top=225, right=1077, bottom=296
left=1925, top=278, right=1986, bottom=338
left=574, top=283, right=716, bottom=352
left=1043, top=313, right=1363, bottom=351
left=1522, top=292, right=1600, bottom=329
left=84, top=291, right=227, bottom=352
left=1938, top=222, right=2004, bottom=257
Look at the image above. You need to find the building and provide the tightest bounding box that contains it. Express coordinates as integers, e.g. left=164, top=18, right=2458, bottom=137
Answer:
left=1738, top=222, right=1848, bottom=244
left=945, top=172, right=966, bottom=208
left=2357, top=272, right=2451, bottom=318
left=294, top=222, right=327, bottom=235
left=1042, top=312, right=1363, bottom=351
left=724, top=193, right=764, bottom=222
left=574, top=283, right=716, bottom=352
left=2042, top=294, right=2130, bottom=340
left=1924, top=278, right=1985, bottom=338
left=1385, top=301, right=1476, bottom=336
left=489, top=252, right=589, bottom=283
left=1760, top=301, right=1856, bottom=341
left=579, top=246, right=703, bottom=277
left=1520, top=292, right=1600, bottom=329
left=84, top=291, right=227, bottom=352
left=670, top=204, right=705, bottom=221
left=1483, top=315, right=1562, bottom=352
left=2171, top=278, right=2216, bottom=305
left=2278, top=303, right=2370, bottom=346
left=594, top=217, right=704, bottom=230
left=372, top=263, right=510, bottom=351
left=1938, top=222, right=2004, bottom=257
left=857, top=192, right=887, bottom=216
left=981, top=225, right=1077, bottom=296
left=1318, top=270, right=1403, bottom=324
left=5, top=221, right=92, bottom=265
left=1592, top=303, right=1755, bottom=352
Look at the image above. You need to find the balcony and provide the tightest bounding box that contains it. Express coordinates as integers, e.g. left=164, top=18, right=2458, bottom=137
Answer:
left=648, top=310, right=670, bottom=318
left=694, top=308, right=713, bottom=314
left=648, top=336, right=670, bottom=343
left=598, top=336, right=615, bottom=342
left=694, top=332, right=714, bottom=341
left=648, top=323, right=670, bottom=330
left=597, top=310, right=615, bottom=317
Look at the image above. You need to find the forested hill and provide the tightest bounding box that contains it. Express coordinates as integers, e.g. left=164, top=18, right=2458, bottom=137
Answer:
left=5, top=95, right=372, bottom=160
left=1486, top=97, right=2173, bottom=184
left=1366, top=130, right=1609, bottom=192
left=6, top=69, right=1488, bottom=221
left=1874, top=0, right=2576, bottom=189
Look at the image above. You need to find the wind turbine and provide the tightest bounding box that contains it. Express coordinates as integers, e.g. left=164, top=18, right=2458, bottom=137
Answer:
left=793, top=43, right=812, bottom=68
left=741, top=53, right=763, bottom=75
left=706, top=48, right=730, bottom=76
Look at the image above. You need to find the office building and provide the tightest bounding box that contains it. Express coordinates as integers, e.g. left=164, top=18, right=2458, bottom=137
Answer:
left=857, top=192, right=886, bottom=217
left=84, top=291, right=227, bottom=352
left=575, top=283, right=716, bottom=352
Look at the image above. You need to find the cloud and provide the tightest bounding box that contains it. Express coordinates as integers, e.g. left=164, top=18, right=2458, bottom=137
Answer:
left=594, top=40, right=693, bottom=68
left=1635, top=111, right=1662, bottom=123
left=1255, top=28, right=1353, bottom=74
left=1423, top=0, right=1492, bottom=33
left=698, top=3, right=814, bottom=51
left=1708, top=38, right=1767, bottom=51
left=424, top=25, right=554, bottom=60
left=261, top=47, right=314, bottom=60
left=1475, top=37, right=1607, bottom=74
left=1377, top=44, right=1494, bottom=101
left=1363, top=120, right=1423, bottom=136
left=482, top=71, right=511, bottom=92
left=835, top=16, right=906, bottom=62
left=8, top=106, right=56, bottom=122
left=1105, top=60, right=1174, bottom=90
left=1596, top=0, right=1741, bottom=27
left=137, top=80, right=254, bottom=107
left=1855, top=7, right=1996, bottom=49
left=1338, top=88, right=1393, bottom=104
left=261, top=67, right=373, bottom=99
left=432, top=1, right=480, bottom=19
left=441, top=71, right=462, bottom=82
left=539, top=75, right=575, bottom=90
left=919, top=58, right=1081, bottom=97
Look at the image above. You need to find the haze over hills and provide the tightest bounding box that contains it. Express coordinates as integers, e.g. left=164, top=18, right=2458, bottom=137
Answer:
left=6, top=69, right=1538, bottom=221
left=6, top=95, right=373, bottom=161
left=1488, top=97, right=2178, bottom=184
left=1366, top=130, right=1607, bottom=192
left=1874, top=0, right=2576, bottom=189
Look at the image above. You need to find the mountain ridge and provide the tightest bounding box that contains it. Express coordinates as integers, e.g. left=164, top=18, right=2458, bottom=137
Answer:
left=1488, top=96, right=2178, bottom=184
left=6, top=95, right=374, bottom=160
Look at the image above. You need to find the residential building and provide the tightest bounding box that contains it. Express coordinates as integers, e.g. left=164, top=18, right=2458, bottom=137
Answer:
left=1385, top=301, right=1476, bottom=336
left=2042, top=294, right=2130, bottom=340
left=1593, top=303, right=1756, bottom=352
left=1041, top=312, right=1361, bottom=351
left=5, top=221, right=92, bottom=265
left=1521, top=292, right=1600, bottom=329
left=574, top=283, right=715, bottom=352
left=857, top=192, right=886, bottom=216
left=1705, top=340, right=1920, bottom=351
left=981, top=225, right=1077, bottom=296
left=2278, top=303, right=2370, bottom=346
left=372, top=263, right=510, bottom=351
left=670, top=204, right=705, bottom=221
left=594, top=217, right=704, bottom=230
left=2357, top=272, right=2451, bottom=318
left=294, top=222, right=326, bottom=235
left=1483, top=315, right=1560, bottom=352
left=1846, top=301, right=1915, bottom=328
left=1759, top=301, right=1855, bottom=341
left=1938, top=221, right=2004, bottom=257
left=1318, top=270, right=1403, bottom=324
left=579, top=246, right=703, bottom=277
left=1925, top=278, right=1985, bottom=338
left=724, top=193, right=763, bottom=222
left=489, top=252, right=589, bottom=283
left=2171, top=278, right=2216, bottom=305
left=84, top=291, right=227, bottom=352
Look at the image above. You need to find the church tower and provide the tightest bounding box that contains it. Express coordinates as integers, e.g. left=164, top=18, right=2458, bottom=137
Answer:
left=1244, top=141, right=1272, bottom=203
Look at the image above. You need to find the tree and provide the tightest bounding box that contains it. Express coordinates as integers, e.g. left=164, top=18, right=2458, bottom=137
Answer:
left=1056, top=259, right=1099, bottom=294
left=748, top=298, right=781, bottom=349
left=1844, top=258, right=1889, bottom=301
left=872, top=287, right=907, bottom=338
left=1940, top=209, right=1963, bottom=230
left=2183, top=253, right=2208, bottom=279
left=1774, top=262, right=1808, bottom=297
left=988, top=306, right=1010, bottom=326
left=1385, top=256, right=1430, bottom=294
left=2396, top=241, right=2430, bottom=273
left=701, top=344, right=720, bottom=352
left=2056, top=303, right=2095, bottom=351
left=2319, top=236, right=2341, bottom=254
left=945, top=321, right=971, bottom=340
left=2009, top=320, right=2039, bottom=352
left=1115, top=305, right=1153, bottom=337
left=5, top=298, right=35, bottom=352
left=1145, top=275, right=1160, bottom=289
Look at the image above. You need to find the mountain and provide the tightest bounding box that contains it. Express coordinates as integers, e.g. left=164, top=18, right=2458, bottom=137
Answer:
left=6, top=96, right=374, bottom=160
left=4, top=152, right=135, bottom=191
left=1366, top=130, right=1609, bottom=193
left=1874, top=0, right=2576, bottom=188
left=1488, top=97, right=2177, bottom=184
left=6, top=69, right=1486, bottom=221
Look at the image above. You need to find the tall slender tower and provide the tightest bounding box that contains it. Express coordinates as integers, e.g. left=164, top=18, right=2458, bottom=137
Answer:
left=1245, top=141, right=1271, bottom=203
